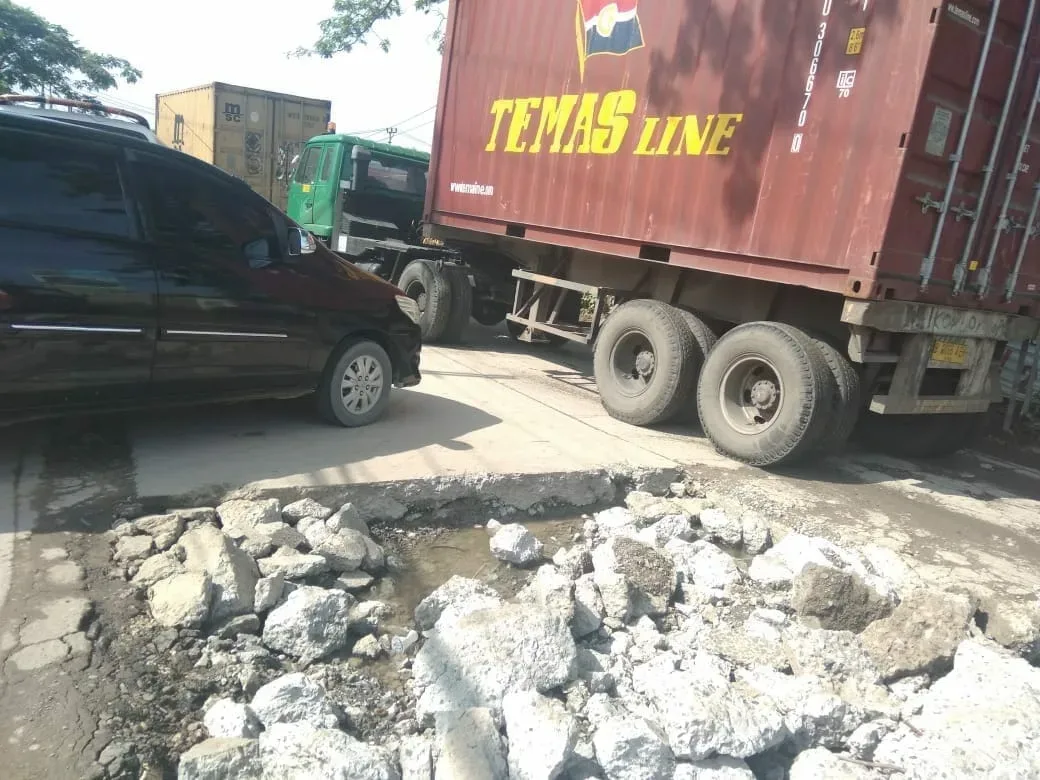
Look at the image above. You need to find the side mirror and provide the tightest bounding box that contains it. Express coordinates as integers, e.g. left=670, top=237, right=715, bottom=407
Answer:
left=288, top=227, right=316, bottom=257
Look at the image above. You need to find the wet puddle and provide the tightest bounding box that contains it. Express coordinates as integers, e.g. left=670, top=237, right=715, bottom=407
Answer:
left=370, top=515, right=587, bottom=621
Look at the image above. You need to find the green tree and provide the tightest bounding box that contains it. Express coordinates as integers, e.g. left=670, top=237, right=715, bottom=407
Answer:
left=0, top=0, right=140, bottom=98
left=297, top=0, right=446, bottom=57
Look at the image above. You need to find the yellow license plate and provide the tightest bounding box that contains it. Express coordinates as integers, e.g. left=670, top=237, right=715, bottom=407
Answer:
left=931, top=339, right=968, bottom=365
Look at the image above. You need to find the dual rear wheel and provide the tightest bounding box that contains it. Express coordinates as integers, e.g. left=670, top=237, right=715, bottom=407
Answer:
left=592, top=300, right=863, bottom=466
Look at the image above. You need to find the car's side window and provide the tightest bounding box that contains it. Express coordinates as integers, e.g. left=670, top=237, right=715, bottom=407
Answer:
left=294, top=146, right=320, bottom=184
left=133, top=158, right=283, bottom=261
left=0, top=127, right=131, bottom=238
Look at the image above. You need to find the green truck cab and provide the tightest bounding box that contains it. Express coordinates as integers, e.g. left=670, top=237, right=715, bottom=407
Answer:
left=286, top=133, right=519, bottom=344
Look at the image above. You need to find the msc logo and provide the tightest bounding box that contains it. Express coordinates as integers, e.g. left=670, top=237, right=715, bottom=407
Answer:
left=575, top=0, right=644, bottom=80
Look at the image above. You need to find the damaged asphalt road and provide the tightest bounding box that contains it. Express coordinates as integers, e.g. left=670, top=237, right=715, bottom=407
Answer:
left=1, top=329, right=1040, bottom=778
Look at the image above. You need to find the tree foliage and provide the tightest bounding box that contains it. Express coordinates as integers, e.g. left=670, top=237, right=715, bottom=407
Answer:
left=0, top=0, right=141, bottom=98
left=296, top=0, right=446, bottom=58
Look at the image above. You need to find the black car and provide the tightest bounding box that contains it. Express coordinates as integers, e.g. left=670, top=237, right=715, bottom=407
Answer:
left=0, top=104, right=422, bottom=428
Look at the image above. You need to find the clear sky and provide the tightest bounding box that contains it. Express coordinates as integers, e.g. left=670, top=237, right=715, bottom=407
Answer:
left=20, top=0, right=444, bottom=149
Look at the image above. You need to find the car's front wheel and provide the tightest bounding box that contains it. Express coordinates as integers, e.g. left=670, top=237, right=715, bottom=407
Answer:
left=318, top=339, right=393, bottom=427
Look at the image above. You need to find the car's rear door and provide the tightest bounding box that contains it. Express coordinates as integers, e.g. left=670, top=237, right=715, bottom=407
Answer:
left=0, top=120, right=158, bottom=413
left=127, top=150, right=317, bottom=400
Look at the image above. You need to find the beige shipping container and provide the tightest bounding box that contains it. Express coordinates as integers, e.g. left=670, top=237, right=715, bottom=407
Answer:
left=155, top=82, right=331, bottom=211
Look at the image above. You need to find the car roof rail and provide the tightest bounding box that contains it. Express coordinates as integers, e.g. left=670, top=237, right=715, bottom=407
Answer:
left=0, top=94, right=151, bottom=129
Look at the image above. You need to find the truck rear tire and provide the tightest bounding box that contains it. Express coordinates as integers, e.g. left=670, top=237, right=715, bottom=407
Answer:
left=440, top=264, right=473, bottom=344
left=696, top=322, right=833, bottom=466
left=674, top=309, right=718, bottom=425
left=808, top=335, right=862, bottom=455
left=593, top=299, right=697, bottom=426
left=398, top=260, right=451, bottom=342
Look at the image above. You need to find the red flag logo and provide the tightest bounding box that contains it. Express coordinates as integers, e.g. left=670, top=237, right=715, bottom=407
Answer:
left=575, top=0, right=644, bottom=80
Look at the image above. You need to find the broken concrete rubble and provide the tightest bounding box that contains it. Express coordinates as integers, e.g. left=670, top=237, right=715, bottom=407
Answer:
left=502, top=688, right=578, bottom=780
left=258, top=722, right=399, bottom=780
left=261, top=587, right=353, bottom=664
left=413, top=603, right=575, bottom=719
left=148, top=572, right=212, bottom=629
left=412, top=575, right=502, bottom=631
left=593, top=535, right=676, bottom=618
left=95, top=484, right=1040, bottom=780
left=489, top=522, right=544, bottom=565
left=249, top=673, right=341, bottom=730
left=860, top=589, right=975, bottom=681
left=790, top=564, right=893, bottom=633
left=180, top=525, right=260, bottom=622
left=433, top=708, right=507, bottom=780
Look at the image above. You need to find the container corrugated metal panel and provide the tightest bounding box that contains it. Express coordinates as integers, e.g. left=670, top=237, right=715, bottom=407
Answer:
left=427, top=0, right=1040, bottom=316
left=155, top=85, right=216, bottom=164
left=156, top=83, right=331, bottom=210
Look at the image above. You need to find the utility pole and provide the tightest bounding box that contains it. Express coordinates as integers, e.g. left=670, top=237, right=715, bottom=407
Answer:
left=386, top=127, right=398, bottom=143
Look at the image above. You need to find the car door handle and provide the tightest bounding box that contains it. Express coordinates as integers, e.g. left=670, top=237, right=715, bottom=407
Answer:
left=304, top=201, right=313, bottom=208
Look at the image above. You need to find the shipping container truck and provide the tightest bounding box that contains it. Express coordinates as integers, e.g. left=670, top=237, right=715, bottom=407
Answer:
left=423, top=0, right=1040, bottom=466
left=155, top=82, right=331, bottom=211
left=285, top=132, right=526, bottom=344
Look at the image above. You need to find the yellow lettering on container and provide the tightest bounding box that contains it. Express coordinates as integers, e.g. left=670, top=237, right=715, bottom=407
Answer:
left=529, top=95, right=579, bottom=154
left=591, top=89, right=637, bottom=154
left=562, top=94, right=600, bottom=154
left=707, top=113, right=744, bottom=156
left=485, top=99, right=514, bottom=152
left=504, top=98, right=541, bottom=153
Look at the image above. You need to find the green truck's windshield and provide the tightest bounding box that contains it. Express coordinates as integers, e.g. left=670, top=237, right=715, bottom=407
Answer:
left=364, top=157, right=426, bottom=198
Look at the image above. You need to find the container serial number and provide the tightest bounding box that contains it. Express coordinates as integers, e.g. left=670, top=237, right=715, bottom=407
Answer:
left=792, top=0, right=833, bottom=154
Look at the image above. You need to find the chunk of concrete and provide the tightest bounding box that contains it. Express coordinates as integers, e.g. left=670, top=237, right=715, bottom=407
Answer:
left=148, top=572, right=212, bottom=629
left=413, top=575, right=502, bottom=631
left=282, top=498, right=333, bottom=524
left=253, top=574, right=286, bottom=613
left=258, top=722, right=398, bottom=779
left=133, top=513, right=185, bottom=551
left=874, top=639, right=1040, bottom=778
left=114, top=534, right=154, bottom=562
left=203, top=699, right=262, bottom=739
left=860, top=590, right=974, bottom=681
left=257, top=548, right=330, bottom=580
left=261, top=586, right=353, bottom=664
left=216, top=499, right=282, bottom=534
left=503, top=689, right=578, bottom=780
left=791, top=564, right=894, bottom=633
left=132, top=552, right=185, bottom=588
left=314, top=530, right=367, bottom=572
left=434, top=708, right=507, bottom=780
left=177, top=738, right=260, bottom=780
left=593, top=713, right=675, bottom=780
left=399, top=734, right=432, bottom=780
left=739, top=511, right=772, bottom=555
left=413, top=603, right=576, bottom=719
left=250, top=673, right=341, bottom=730
left=699, top=508, right=742, bottom=547
left=326, top=502, right=370, bottom=536
left=593, top=536, right=676, bottom=617
left=489, top=523, right=544, bottom=566
left=573, top=574, right=605, bottom=637
left=180, top=525, right=260, bottom=622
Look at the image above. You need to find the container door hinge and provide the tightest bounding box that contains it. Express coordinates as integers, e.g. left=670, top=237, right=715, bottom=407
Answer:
left=915, top=192, right=943, bottom=213
left=950, top=202, right=976, bottom=221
